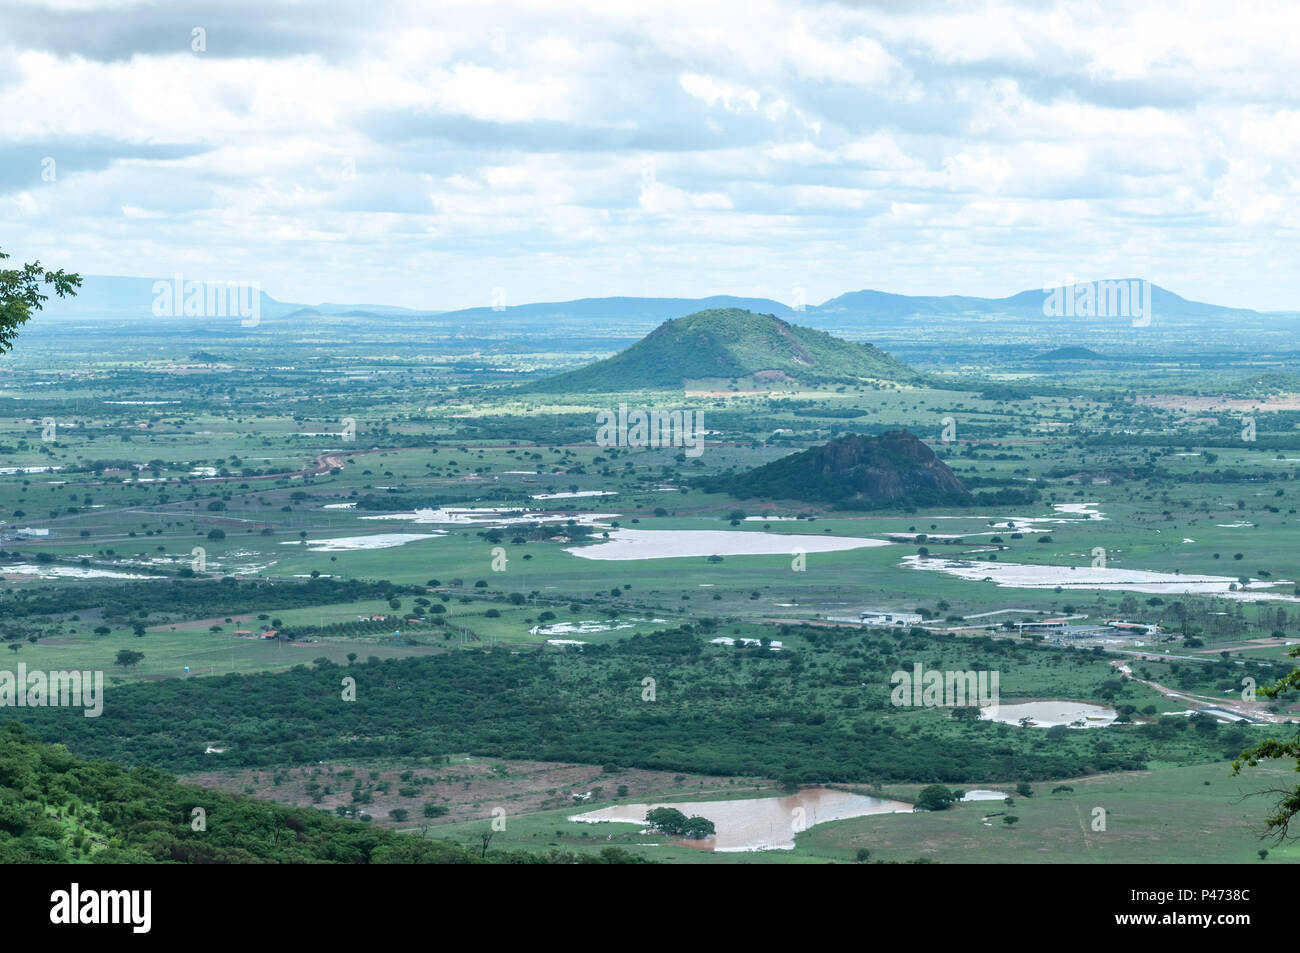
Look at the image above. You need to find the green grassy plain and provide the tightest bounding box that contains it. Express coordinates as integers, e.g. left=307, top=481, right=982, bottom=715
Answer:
left=4, top=323, right=1300, bottom=862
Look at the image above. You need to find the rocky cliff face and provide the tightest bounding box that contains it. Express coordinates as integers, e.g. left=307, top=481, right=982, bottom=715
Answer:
left=808, top=431, right=969, bottom=503
left=706, top=430, right=970, bottom=506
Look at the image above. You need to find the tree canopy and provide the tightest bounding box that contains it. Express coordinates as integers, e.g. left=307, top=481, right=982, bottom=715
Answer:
left=645, top=806, right=715, bottom=839
left=0, top=246, right=81, bottom=355
left=1233, top=644, right=1300, bottom=841
left=916, top=784, right=957, bottom=811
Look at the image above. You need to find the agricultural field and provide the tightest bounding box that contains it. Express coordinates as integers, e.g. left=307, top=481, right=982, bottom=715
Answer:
left=3, top=308, right=1300, bottom=866
left=11, top=4, right=1300, bottom=927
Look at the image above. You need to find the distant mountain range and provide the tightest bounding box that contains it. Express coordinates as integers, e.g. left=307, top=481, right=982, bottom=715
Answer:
left=812, top=281, right=1265, bottom=324
left=38, top=276, right=1295, bottom=332
left=32, top=275, right=431, bottom=321
left=522, top=308, right=924, bottom=391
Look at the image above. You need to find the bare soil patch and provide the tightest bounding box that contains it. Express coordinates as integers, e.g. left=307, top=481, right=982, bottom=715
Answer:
left=180, top=757, right=762, bottom=830
left=1137, top=394, right=1300, bottom=412
left=149, top=615, right=255, bottom=632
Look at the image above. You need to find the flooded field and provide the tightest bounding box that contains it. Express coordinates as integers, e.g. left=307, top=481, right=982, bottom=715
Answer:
left=531, top=490, right=616, bottom=499
left=283, top=533, right=443, bottom=551
left=529, top=618, right=666, bottom=636
left=360, top=507, right=616, bottom=526
left=981, top=700, right=1117, bottom=728
left=901, top=554, right=1294, bottom=601
left=571, top=787, right=913, bottom=851
left=566, top=528, right=891, bottom=561
left=0, top=565, right=162, bottom=580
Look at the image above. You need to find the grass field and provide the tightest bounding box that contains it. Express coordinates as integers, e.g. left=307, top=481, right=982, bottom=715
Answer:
left=5, top=324, right=1300, bottom=862
left=424, top=761, right=1300, bottom=864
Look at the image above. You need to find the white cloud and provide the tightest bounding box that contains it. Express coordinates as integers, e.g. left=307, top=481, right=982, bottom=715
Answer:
left=638, top=180, right=733, bottom=213
left=679, top=73, right=762, bottom=113
left=2, top=0, right=1299, bottom=309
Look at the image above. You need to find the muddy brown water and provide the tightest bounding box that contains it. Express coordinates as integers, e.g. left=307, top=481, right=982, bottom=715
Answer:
left=572, top=787, right=913, bottom=852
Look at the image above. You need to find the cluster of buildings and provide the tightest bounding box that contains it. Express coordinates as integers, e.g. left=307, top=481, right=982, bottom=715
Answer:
left=1016, top=618, right=1162, bottom=643
left=0, top=526, right=50, bottom=544
left=233, top=627, right=280, bottom=639
left=858, top=611, right=925, bottom=627
left=836, top=610, right=1162, bottom=645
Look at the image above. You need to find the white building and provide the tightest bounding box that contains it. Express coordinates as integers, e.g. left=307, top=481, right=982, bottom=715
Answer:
left=859, top=611, right=924, bottom=627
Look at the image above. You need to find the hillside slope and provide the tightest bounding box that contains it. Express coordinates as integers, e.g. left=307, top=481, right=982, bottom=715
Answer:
left=0, top=723, right=638, bottom=864
left=701, top=430, right=971, bottom=507
left=524, top=308, right=923, bottom=392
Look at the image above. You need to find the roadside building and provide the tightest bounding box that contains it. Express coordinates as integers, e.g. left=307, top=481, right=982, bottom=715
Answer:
left=860, top=611, right=924, bottom=627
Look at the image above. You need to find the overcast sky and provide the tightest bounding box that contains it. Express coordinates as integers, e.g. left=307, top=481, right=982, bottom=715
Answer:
left=2, top=0, right=1297, bottom=310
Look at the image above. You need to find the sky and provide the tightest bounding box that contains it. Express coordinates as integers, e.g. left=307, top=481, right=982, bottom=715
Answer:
left=2, top=0, right=1298, bottom=311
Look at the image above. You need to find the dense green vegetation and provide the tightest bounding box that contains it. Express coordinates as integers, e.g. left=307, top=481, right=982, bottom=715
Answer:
left=1, top=577, right=422, bottom=624
left=16, top=624, right=1253, bottom=786
left=644, top=806, right=715, bottom=839
left=5, top=286, right=1300, bottom=863
left=0, top=721, right=478, bottom=862
left=0, top=723, right=655, bottom=864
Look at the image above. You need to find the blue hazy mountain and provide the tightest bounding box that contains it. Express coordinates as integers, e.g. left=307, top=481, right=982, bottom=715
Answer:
left=34, top=275, right=434, bottom=322
left=428, top=295, right=801, bottom=330
left=37, top=276, right=1297, bottom=332
left=817, top=280, right=1281, bottom=325
left=34, top=275, right=294, bottom=320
